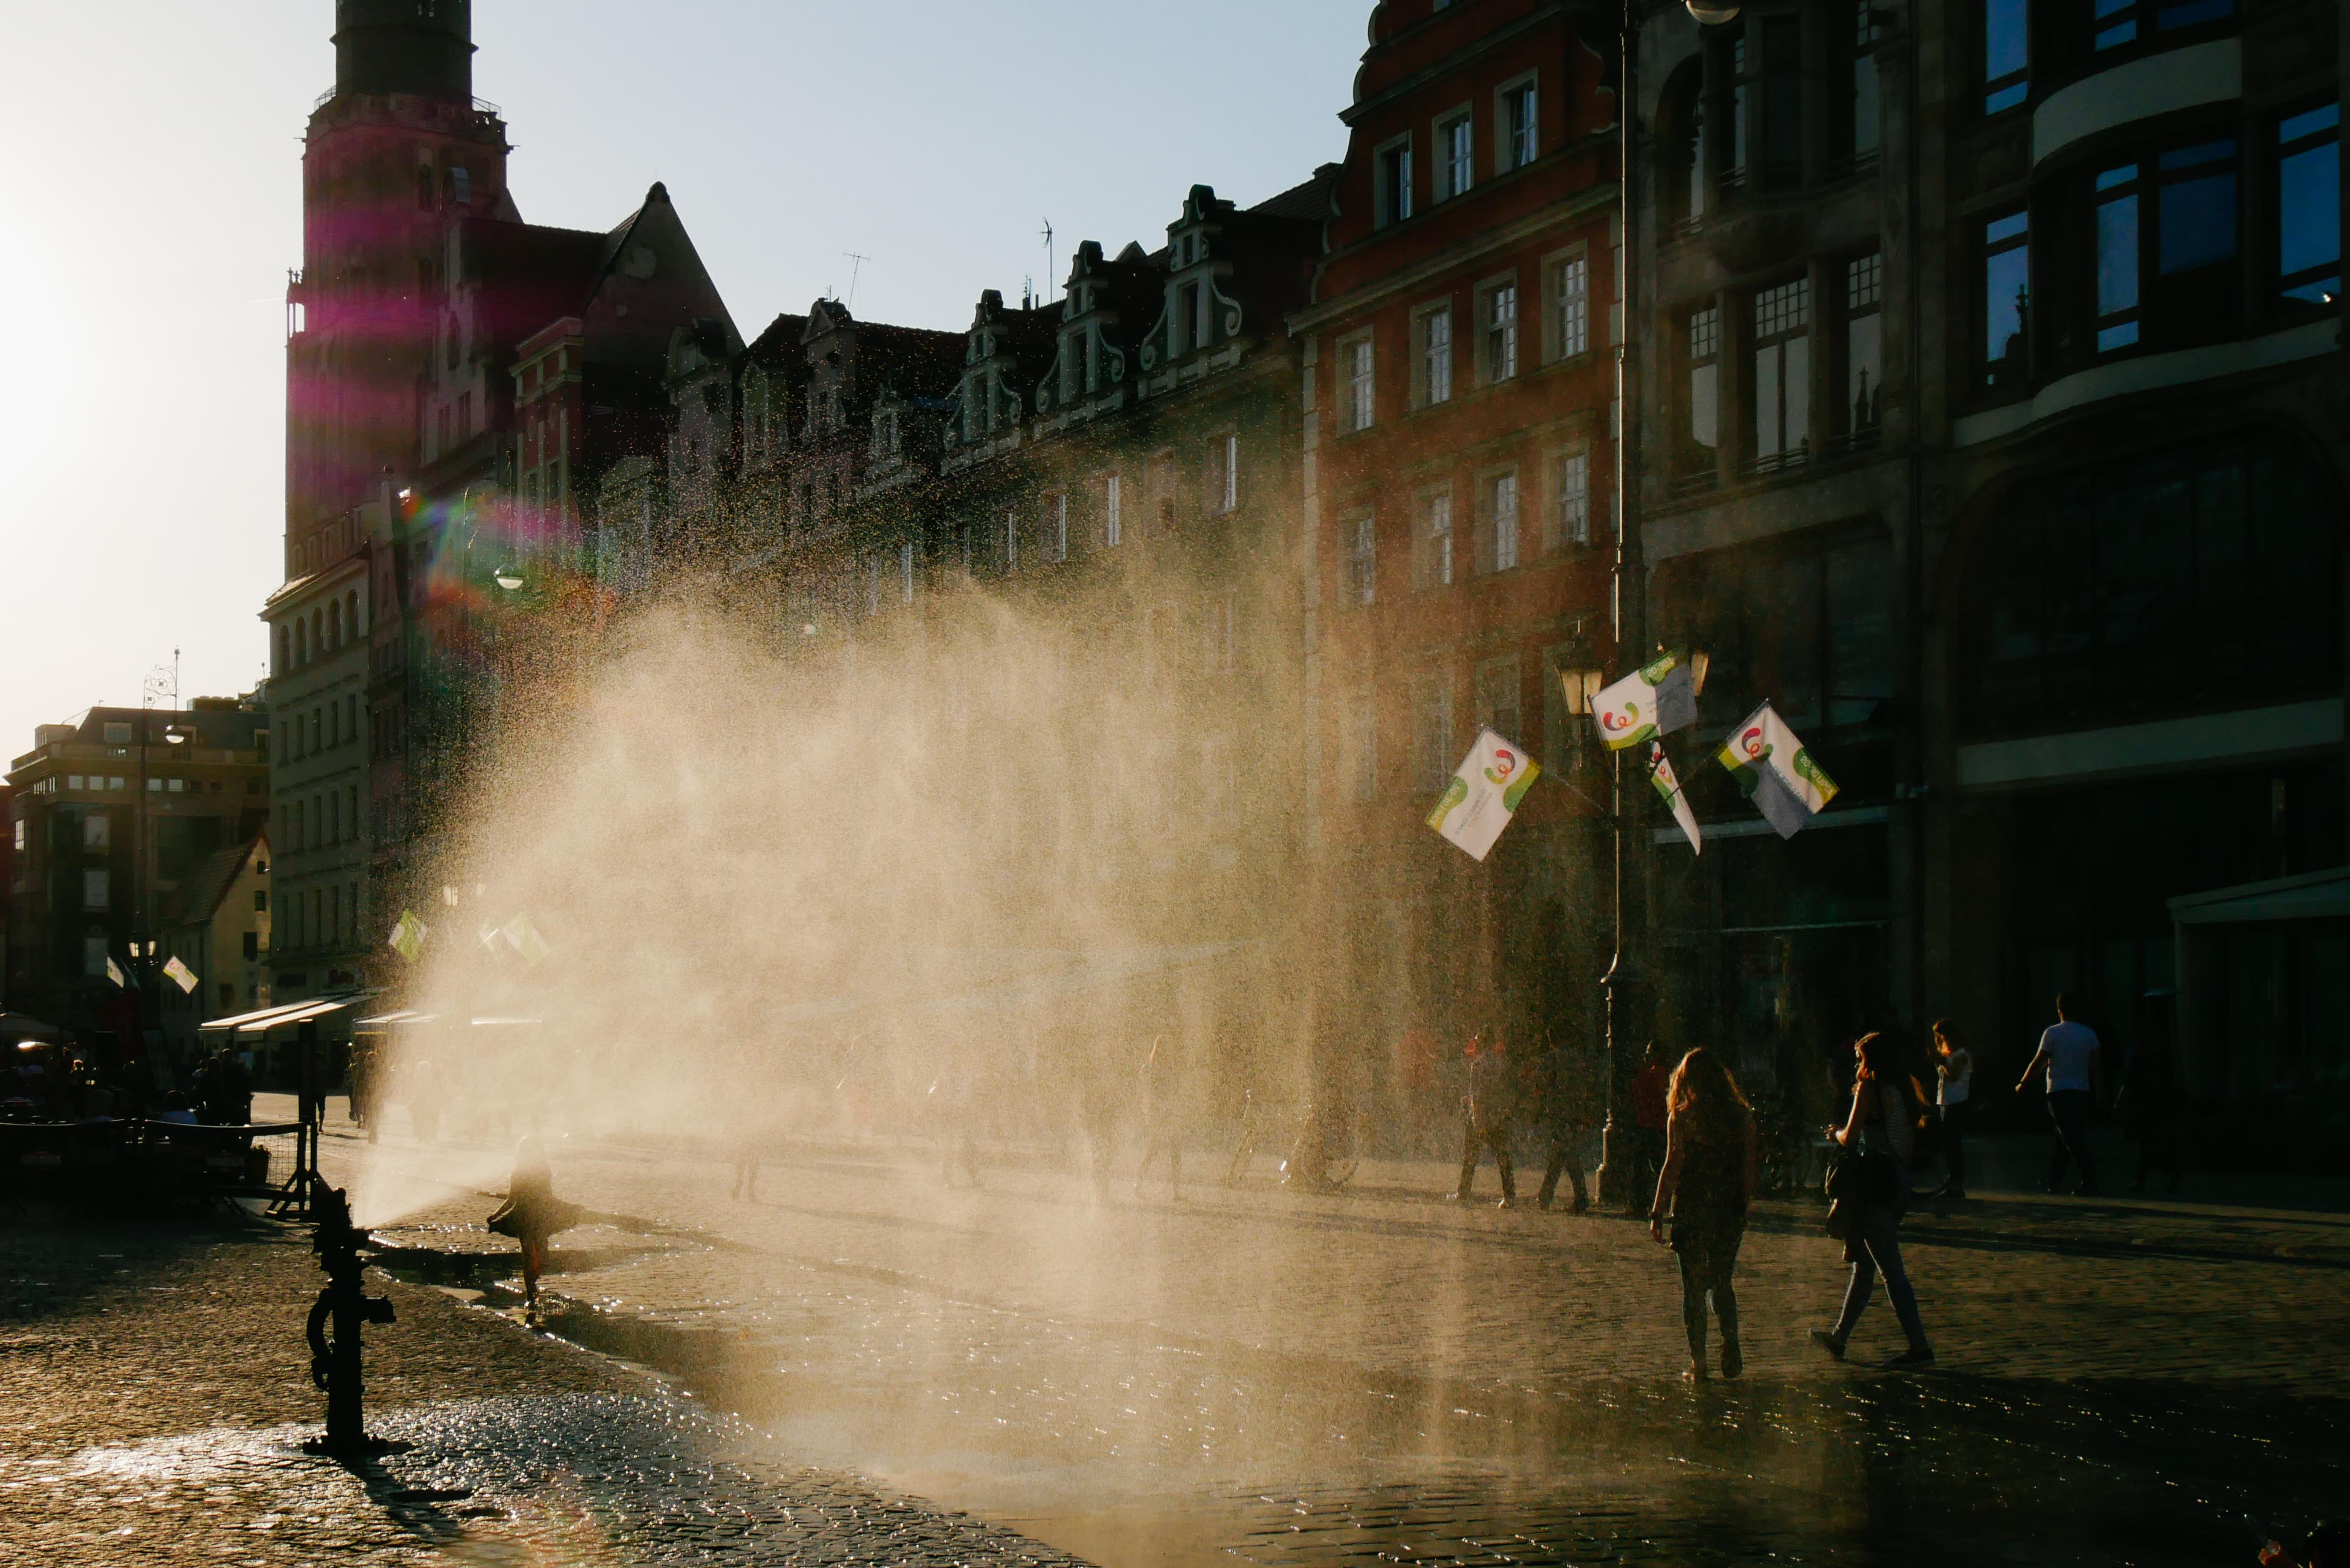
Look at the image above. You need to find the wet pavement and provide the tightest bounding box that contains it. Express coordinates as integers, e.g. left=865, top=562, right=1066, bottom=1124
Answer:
left=309, top=1099, right=2350, bottom=1568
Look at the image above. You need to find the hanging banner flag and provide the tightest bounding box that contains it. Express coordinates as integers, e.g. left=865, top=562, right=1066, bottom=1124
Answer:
left=105, top=956, right=127, bottom=988
left=1426, top=728, right=1542, bottom=862
left=1590, top=651, right=1698, bottom=751
left=161, top=955, right=199, bottom=994
left=388, top=909, right=428, bottom=962
left=1650, top=742, right=1702, bottom=855
left=442, top=885, right=461, bottom=907
left=1717, top=702, right=1839, bottom=839
left=502, top=914, right=551, bottom=968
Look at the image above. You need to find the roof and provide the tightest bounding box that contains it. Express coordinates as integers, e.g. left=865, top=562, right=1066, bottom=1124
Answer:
left=1248, top=163, right=1341, bottom=222
left=162, top=836, right=266, bottom=930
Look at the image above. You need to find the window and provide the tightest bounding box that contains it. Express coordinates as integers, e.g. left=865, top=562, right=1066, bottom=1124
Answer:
left=1347, top=690, right=1379, bottom=803
left=1759, top=15, right=1803, bottom=185
left=1842, top=254, right=1884, bottom=436
left=2065, top=0, right=2236, bottom=59
left=1049, top=492, right=1070, bottom=560
left=1413, top=487, right=1455, bottom=591
left=1656, top=533, right=1892, bottom=736
left=448, top=166, right=471, bottom=204
left=254, top=889, right=267, bottom=913
left=1549, top=255, right=1588, bottom=361
left=1205, top=436, right=1237, bottom=515
left=1964, top=435, right=2335, bottom=731
left=1474, top=656, right=1523, bottom=745
left=1411, top=672, right=1456, bottom=792
left=1416, top=304, right=1454, bottom=405
left=1482, top=282, right=1519, bottom=382
left=1838, top=1, right=1885, bottom=167
left=84, top=936, right=110, bottom=979
left=1480, top=470, right=1521, bottom=573
left=167, top=777, right=184, bottom=794
left=2093, top=161, right=2143, bottom=350
left=1663, top=64, right=1708, bottom=227
left=1437, top=113, right=1473, bottom=200
left=242, top=931, right=258, bottom=961
left=457, top=391, right=472, bottom=435
left=1982, top=210, right=2030, bottom=389
left=900, top=539, right=917, bottom=603
left=1983, top=0, right=2028, bottom=114
left=1751, top=279, right=1811, bottom=464
left=1347, top=513, right=1377, bottom=606
left=67, top=775, right=84, bottom=791
left=83, top=868, right=108, bottom=911
left=1503, top=81, right=1538, bottom=171
left=103, top=722, right=130, bottom=745
left=1554, top=451, right=1592, bottom=548
left=1376, top=137, right=1413, bottom=227
left=2276, top=103, right=2341, bottom=307
left=1723, top=32, right=1752, bottom=184
left=2078, top=136, right=2240, bottom=361
left=1004, top=510, right=1019, bottom=572
left=1687, top=303, right=1721, bottom=454
left=1343, top=335, right=1376, bottom=432
left=1103, top=473, right=1123, bottom=547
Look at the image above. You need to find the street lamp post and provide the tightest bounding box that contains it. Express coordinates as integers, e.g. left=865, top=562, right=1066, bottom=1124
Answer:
left=1597, top=0, right=1737, bottom=1212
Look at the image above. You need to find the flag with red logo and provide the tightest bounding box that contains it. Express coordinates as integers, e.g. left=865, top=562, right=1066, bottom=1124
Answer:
left=1590, top=651, right=1697, bottom=751
left=1716, top=702, right=1838, bottom=838
left=1426, top=728, right=1542, bottom=862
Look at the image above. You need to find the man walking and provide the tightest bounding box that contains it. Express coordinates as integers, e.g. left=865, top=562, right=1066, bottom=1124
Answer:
left=2015, top=993, right=2102, bottom=1195
left=1533, top=1029, right=1595, bottom=1213
left=1453, top=1030, right=1517, bottom=1207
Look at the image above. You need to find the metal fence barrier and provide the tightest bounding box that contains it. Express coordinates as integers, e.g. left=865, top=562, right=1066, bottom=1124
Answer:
left=0, top=1120, right=306, bottom=1211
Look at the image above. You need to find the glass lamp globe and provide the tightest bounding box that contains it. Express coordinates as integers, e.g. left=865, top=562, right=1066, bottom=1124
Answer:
left=1687, top=2, right=1741, bottom=22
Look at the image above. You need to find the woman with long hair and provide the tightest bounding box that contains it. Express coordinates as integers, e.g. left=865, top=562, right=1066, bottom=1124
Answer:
left=1650, top=1047, right=1758, bottom=1380
left=1812, top=1031, right=1935, bottom=1367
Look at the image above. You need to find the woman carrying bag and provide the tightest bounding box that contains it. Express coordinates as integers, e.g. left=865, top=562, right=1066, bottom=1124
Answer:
left=1812, top=1032, right=1935, bottom=1368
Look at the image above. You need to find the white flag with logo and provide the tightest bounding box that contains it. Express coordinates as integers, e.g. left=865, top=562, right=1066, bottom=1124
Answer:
left=1425, top=729, right=1542, bottom=862
left=1650, top=742, right=1701, bottom=855
left=104, top=955, right=127, bottom=988
left=1590, top=651, right=1697, bottom=751
left=161, top=955, right=199, bottom=994
left=1716, top=701, right=1839, bottom=839
left=502, top=914, right=551, bottom=968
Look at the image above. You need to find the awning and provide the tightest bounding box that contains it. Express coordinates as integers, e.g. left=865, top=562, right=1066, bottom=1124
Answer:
left=2168, top=866, right=2350, bottom=928
left=354, top=1009, right=436, bottom=1027
left=199, top=994, right=368, bottom=1035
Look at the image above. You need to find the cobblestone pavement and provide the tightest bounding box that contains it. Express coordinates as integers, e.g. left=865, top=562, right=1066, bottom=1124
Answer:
left=0, top=1212, right=1087, bottom=1566
left=303, top=1097, right=2350, bottom=1568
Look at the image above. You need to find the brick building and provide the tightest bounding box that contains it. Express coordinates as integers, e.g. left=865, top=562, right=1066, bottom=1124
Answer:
left=1291, top=0, right=1628, bottom=1091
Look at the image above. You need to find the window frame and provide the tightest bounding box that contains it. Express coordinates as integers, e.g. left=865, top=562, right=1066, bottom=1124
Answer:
left=1477, top=274, right=1521, bottom=386
left=1542, top=244, right=1592, bottom=364
left=1412, top=481, right=1456, bottom=592
left=1477, top=465, right=1522, bottom=575
left=1339, top=331, right=1377, bottom=434
left=1549, top=445, right=1594, bottom=551
left=1434, top=106, right=1475, bottom=201
left=1373, top=134, right=1414, bottom=229
left=1495, top=72, right=1539, bottom=175
left=1345, top=510, right=1378, bottom=606
left=1979, top=206, right=2032, bottom=395
left=2270, top=100, right=2339, bottom=315
left=1412, top=299, right=1456, bottom=408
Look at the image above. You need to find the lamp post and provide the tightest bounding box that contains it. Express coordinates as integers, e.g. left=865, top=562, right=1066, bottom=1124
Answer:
left=1598, top=0, right=1738, bottom=1211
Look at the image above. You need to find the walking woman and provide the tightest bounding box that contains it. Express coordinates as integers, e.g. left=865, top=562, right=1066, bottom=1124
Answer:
left=1813, top=1032, right=1935, bottom=1367
left=487, top=1136, right=583, bottom=1315
left=1649, top=1048, right=1758, bottom=1381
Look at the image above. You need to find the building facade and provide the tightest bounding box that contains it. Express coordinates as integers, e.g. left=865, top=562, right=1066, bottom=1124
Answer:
left=4, top=702, right=270, bottom=1053
left=1624, top=0, right=2345, bottom=1153
left=1293, top=0, right=1628, bottom=1109
left=158, top=834, right=273, bottom=1058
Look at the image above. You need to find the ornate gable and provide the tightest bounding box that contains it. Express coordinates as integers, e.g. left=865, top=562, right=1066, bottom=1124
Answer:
left=1139, top=185, right=1245, bottom=380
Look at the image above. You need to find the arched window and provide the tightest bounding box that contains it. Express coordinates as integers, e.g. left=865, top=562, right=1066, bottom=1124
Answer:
left=1963, top=432, right=2338, bottom=733
left=294, top=620, right=308, bottom=667
left=347, top=590, right=361, bottom=643
left=417, top=164, right=435, bottom=211
left=310, top=610, right=325, bottom=661
left=275, top=625, right=289, bottom=674
left=328, top=600, right=342, bottom=650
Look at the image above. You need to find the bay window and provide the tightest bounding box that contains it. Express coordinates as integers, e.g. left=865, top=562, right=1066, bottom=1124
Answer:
left=2276, top=103, right=2341, bottom=309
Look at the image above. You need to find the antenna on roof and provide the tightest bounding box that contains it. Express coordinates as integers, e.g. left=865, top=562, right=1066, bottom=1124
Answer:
left=1041, top=218, right=1055, bottom=303
left=842, top=251, right=871, bottom=311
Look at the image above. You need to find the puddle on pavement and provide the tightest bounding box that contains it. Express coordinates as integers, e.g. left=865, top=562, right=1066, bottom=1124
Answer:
left=370, top=1237, right=2347, bottom=1567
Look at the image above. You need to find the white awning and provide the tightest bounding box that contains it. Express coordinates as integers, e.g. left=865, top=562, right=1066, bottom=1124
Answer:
left=199, top=994, right=367, bottom=1035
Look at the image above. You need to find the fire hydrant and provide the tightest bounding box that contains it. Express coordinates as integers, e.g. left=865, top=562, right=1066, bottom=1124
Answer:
left=302, top=1185, right=401, bottom=1455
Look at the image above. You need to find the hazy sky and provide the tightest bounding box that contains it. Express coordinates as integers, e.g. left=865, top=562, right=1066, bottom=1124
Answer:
left=0, top=1, right=1366, bottom=759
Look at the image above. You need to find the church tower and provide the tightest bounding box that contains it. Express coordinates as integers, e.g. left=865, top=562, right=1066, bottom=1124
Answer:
left=284, top=0, right=511, bottom=576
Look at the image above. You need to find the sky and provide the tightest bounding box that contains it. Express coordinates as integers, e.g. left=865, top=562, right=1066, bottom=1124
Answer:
left=0, top=0, right=1368, bottom=760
